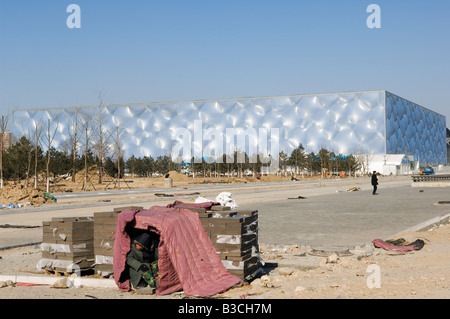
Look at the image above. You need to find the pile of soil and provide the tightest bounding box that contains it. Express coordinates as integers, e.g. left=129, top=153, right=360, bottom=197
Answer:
left=158, top=171, right=190, bottom=182
left=0, top=171, right=341, bottom=198
left=0, top=184, right=53, bottom=206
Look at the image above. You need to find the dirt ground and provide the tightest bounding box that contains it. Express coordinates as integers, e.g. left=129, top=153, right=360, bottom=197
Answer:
left=0, top=222, right=449, bottom=299
left=0, top=171, right=449, bottom=299
left=0, top=170, right=301, bottom=206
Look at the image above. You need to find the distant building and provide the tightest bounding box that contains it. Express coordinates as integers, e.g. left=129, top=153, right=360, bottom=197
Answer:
left=359, top=154, right=419, bottom=176
left=447, top=128, right=450, bottom=165
left=10, top=90, right=447, bottom=166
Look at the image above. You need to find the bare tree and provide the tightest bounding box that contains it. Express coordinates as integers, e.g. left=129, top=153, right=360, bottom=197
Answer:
left=97, top=106, right=105, bottom=184
left=114, top=126, right=126, bottom=188
left=44, top=119, right=58, bottom=193
left=80, top=118, right=95, bottom=190
left=0, top=115, right=8, bottom=189
left=91, top=93, right=112, bottom=184
left=353, top=148, right=374, bottom=177
left=105, top=126, right=129, bottom=189
left=34, top=121, right=44, bottom=189
left=23, top=131, right=37, bottom=189
left=116, top=127, right=121, bottom=187
left=278, top=151, right=288, bottom=176
left=67, top=107, right=81, bottom=183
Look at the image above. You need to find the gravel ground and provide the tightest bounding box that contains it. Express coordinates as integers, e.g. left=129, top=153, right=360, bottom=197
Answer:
left=1, top=222, right=449, bottom=300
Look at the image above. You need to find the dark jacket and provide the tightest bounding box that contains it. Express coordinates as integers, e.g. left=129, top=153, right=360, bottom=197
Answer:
left=126, top=232, right=158, bottom=288
left=371, top=174, right=378, bottom=186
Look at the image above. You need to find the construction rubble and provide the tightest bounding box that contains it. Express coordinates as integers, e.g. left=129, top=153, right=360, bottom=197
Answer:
left=33, top=201, right=261, bottom=297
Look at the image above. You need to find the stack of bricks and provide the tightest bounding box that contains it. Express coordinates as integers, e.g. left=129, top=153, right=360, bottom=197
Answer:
left=37, top=217, right=94, bottom=274
left=93, top=206, right=143, bottom=277
left=37, top=204, right=259, bottom=280
left=175, top=204, right=260, bottom=280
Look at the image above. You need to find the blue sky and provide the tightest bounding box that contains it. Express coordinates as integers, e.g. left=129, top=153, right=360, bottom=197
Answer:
left=1, top=1, right=449, bottom=125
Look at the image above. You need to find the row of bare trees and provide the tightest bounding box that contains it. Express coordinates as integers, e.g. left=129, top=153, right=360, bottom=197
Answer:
left=0, top=129, right=364, bottom=190
left=126, top=145, right=362, bottom=179
left=0, top=97, right=366, bottom=189
left=0, top=94, right=126, bottom=191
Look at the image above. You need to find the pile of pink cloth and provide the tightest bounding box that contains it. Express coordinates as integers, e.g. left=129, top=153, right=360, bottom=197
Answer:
left=113, top=204, right=242, bottom=296
left=372, top=239, right=418, bottom=253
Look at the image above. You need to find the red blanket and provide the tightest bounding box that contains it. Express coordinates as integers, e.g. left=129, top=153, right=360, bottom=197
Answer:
left=113, top=206, right=242, bottom=296
left=372, top=239, right=416, bottom=253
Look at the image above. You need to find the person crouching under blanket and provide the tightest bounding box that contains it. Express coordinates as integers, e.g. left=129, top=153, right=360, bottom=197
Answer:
left=126, top=230, right=159, bottom=291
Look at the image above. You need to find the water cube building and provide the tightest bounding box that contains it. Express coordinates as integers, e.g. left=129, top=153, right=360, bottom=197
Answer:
left=11, top=90, right=446, bottom=165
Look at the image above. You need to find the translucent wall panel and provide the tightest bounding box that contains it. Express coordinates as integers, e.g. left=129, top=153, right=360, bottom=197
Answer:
left=385, top=92, right=446, bottom=165
left=11, top=91, right=388, bottom=161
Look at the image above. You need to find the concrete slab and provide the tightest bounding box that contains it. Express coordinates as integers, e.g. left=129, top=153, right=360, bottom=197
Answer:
left=238, top=182, right=450, bottom=249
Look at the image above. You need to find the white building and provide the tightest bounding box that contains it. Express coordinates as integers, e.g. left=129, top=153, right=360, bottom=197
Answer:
left=359, top=154, right=419, bottom=176
left=11, top=90, right=447, bottom=165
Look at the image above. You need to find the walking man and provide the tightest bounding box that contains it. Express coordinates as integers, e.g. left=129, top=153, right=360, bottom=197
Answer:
left=371, top=171, right=378, bottom=195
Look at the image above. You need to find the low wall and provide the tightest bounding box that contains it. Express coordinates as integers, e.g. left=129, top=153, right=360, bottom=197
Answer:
left=411, top=174, right=450, bottom=187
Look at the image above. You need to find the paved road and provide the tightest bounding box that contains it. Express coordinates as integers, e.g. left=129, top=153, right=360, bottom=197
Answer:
left=239, top=182, right=450, bottom=248
left=1, top=176, right=449, bottom=250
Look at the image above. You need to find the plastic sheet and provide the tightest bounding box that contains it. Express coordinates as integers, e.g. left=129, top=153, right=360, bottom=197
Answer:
left=216, top=235, right=241, bottom=245
left=40, top=243, right=72, bottom=253
left=215, top=192, right=238, bottom=209
left=36, top=258, right=78, bottom=272
left=95, top=255, right=114, bottom=265
left=194, top=192, right=239, bottom=209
